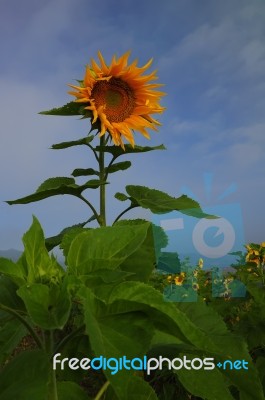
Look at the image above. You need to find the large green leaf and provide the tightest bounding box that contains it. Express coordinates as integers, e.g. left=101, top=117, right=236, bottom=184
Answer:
left=79, top=287, right=157, bottom=400
left=17, top=280, right=71, bottom=330
left=22, top=216, right=51, bottom=283
left=78, top=270, right=134, bottom=290
left=81, top=288, right=154, bottom=357
left=157, top=252, right=181, bottom=273
left=71, top=167, right=99, bottom=177
left=51, top=135, right=94, bottom=150
left=45, top=221, right=91, bottom=252
left=119, top=376, right=158, bottom=400
left=0, top=319, right=27, bottom=364
left=39, top=101, right=89, bottom=116
left=105, top=161, right=131, bottom=174
left=105, top=281, right=218, bottom=350
left=176, top=358, right=234, bottom=400
left=7, top=177, right=82, bottom=205
left=60, top=227, right=91, bottom=260
left=7, top=176, right=106, bottom=205
left=0, top=350, right=50, bottom=400
left=114, top=220, right=156, bottom=282
left=95, top=144, right=166, bottom=158
left=0, top=276, right=25, bottom=310
left=0, top=258, right=26, bottom=286
left=106, top=282, right=263, bottom=399
left=125, top=185, right=216, bottom=218
left=57, top=381, right=90, bottom=400
left=21, top=216, right=64, bottom=283
left=67, top=223, right=150, bottom=274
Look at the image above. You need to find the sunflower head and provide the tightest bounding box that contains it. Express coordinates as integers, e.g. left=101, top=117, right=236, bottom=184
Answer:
left=68, top=51, right=165, bottom=148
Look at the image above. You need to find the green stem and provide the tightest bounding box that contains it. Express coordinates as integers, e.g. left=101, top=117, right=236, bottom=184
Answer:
left=44, top=330, right=58, bottom=400
left=112, top=204, right=138, bottom=225
left=87, top=143, right=100, bottom=163
left=54, top=324, right=85, bottom=354
left=0, top=303, right=43, bottom=349
left=104, top=155, right=115, bottom=181
left=78, top=194, right=101, bottom=226
left=99, top=136, right=106, bottom=226
left=94, top=380, right=110, bottom=400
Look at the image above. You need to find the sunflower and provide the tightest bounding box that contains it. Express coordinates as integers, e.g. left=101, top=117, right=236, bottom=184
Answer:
left=68, top=51, right=165, bottom=148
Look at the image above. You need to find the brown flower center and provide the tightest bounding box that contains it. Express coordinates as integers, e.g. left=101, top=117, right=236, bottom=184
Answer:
left=91, top=77, right=135, bottom=122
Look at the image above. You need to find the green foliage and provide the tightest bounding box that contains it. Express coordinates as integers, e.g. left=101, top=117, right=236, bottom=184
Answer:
left=0, top=320, right=27, bottom=364
left=0, top=350, right=50, bottom=400
left=7, top=177, right=106, bottom=205
left=95, top=144, right=166, bottom=159
left=4, top=94, right=264, bottom=399
left=105, top=160, right=131, bottom=174
left=0, top=217, right=264, bottom=399
left=17, top=281, right=71, bottom=330
left=39, top=101, right=90, bottom=116
left=51, top=135, right=95, bottom=150
left=115, top=185, right=217, bottom=219
left=57, top=381, right=90, bottom=400
left=72, top=168, right=99, bottom=177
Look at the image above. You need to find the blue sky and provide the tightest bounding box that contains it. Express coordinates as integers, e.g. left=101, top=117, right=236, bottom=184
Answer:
left=0, top=0, right=264, bottom=257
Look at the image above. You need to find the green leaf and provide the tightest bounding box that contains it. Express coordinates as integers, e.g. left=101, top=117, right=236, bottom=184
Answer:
left=17, top=280, right=71, bottom=330
left=81, top=288, right=154, bottom=357
left=7, top=177, right=103, bottom=206
left=114, top=192, right=130, bottom=202
left=39, top=101, right=90, bottom=116
left=45, top=221, right=90, bottom=252
left=0, top=319, right=27, bottom=364
left=177, top=301, right=229, bottom=336
left=106, top=281, right=217, bottom=349
left=0, top=350, right=50, bottom=400
left=114, top=220, right=156, bottom=282
left=121, top=376, right=158, bottom=400
left=7, top=177, right=83, bottom=205
left=22, top=216, right=64, bottom=283
left=105, top=161, right=131, bottom=174
left=0, top=257, right=26, bottom=286
left=67, top=223, right=150, bottom=275
left=106, top=282, right=263, bottom=399
left=125, top=185, right=217, bottom=218
left=256, top=357, right=265, bottom=382
left=176, top=358, right=234, bottom=400
left=95, top=144, right=166, bottom=159
left=51, top=135, right=94, bottom=150
left=157, top=251, right=181, bottom=273
left=80, top=270, right=134, bottom=289
left=0, top=276, right=25, bottom=310
left=72, top=168, right=99, bottom=177
left=79, top=287, right=157, bottom=400
left=60, top=227, right=91, bottom=260
left=156, top=301, right=264, bottom=400
left=57, top=381, right=90, bottom=400
left=83, top=179, right=107, bottom=189
left=152, top=223, right=169, bottom=255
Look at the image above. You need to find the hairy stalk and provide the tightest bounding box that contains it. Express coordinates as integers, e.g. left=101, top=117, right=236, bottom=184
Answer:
left=112, top=204, right=138, bottom=225
left=44, top=330, right=58, bottom=400
left=0, top=303, right=43, bottom=349
left=94, top=380, right=110, bottom=400
left=99, top=136, right=106, bottom=226
left=104, top=155, right=115, bottom=181
left=54, top=324, right=85, bottom=354
left=87, top=142, right=100, bottom=163
left=77, top=194, right=101, bottom=226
